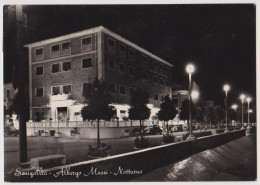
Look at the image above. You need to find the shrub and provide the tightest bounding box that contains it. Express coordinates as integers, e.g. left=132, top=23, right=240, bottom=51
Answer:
left=88, top=143, right=111, bottom=159
left=134, top=136, right=150, bottom=149
left=162, top=134, right=175, bottom=143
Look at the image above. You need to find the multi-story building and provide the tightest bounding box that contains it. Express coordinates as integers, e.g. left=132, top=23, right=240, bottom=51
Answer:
left=24, top=26, right=173, bottom=122
left=4, top=83, right=17, bottom=112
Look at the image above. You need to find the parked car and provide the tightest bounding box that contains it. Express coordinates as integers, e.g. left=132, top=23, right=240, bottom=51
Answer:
left=171, top=125, right=183, bottom=132
left=144, top=125, right=162, bottom=135
left=4, top=127, right=19, bottom=137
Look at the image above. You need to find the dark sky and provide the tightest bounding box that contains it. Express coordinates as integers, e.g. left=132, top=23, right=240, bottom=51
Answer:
left=4, top=4, right=256, bottom=107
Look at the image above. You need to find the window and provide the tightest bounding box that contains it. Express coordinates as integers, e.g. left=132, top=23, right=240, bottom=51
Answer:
left=154, top=94, right=159, bottom=100
left=62, top=62, right=71, bottom=71
left=165, top=80, right=169, bottom=86
left=142, top=55, right=148, bottom=66
left=160, top=78, right=164, bottom=85
left=119, top=85, right=126, bottom=95
left=119, top=44, right=126, bottom=57
left=52, top=86, right=60, bottom=95
left=61, top=42, right=71, bottom=55
left=51, top=63, right=60, bottom=73
left=35, top=88, right=43, bottom=97
left=129, top=87, right=134, bottom=96
left=82, top=37, right=92, bottom=51
left=160, top=64, right=164, bottom=74
left=120, top=110, right=126, bottom=114
left=83, top=83, right=92, bottom=93
left=153, top=76, right=158, bottom=84
left=154, top=61, right=158, bottom=69
left=108, top=58, right=116, bottom=70
left=6, top=90, right=10, bottom=99
left=128, top=49, right=135, bottom=58
left=119, top=63, right=126, bottom=73
left=82, top=58, right=92, bottom=68
left=142, top=71, right=148, bottom=80
left=51, top=44, right=60, bottom=57
left=35, top=66, right=44, bottom=75
left=128, top=66, right=135, bottom=76
left=35, top=48, right=43, bottom=60
left=107, top=38, right=115, bottom=53
left=63, top=85, right=71, bottom=94
left=109, top=83, right=117, bottom=93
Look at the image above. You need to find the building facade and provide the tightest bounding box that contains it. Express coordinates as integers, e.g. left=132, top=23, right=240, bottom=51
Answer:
left=24, top=26, right=173, bottom=122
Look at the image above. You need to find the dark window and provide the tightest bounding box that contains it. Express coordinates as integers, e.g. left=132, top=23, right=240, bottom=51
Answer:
left=109, top=83, right=117, bottom=93
left=63, top=85, right=71, bottom=94
left=108, top=58, right=116, bottom=70
left=165, top=80, right=169, bottom=86
left=153, top=76, right=158, bottom=83
left=119, top=44, right=126, bottom=54
left=154, top=61, right=158, bottom=68
left=120, top=110, right=126, bottom=113
left=7, top=90, right=10, bottom=98
left=120, top=63, right=126, bottom=73
left=52, top=86, right=60, bottom=95
left=36, top=88, right=43, bottom=97
left=36, top=48, right=43, bottom=55
left=82, top=58, right=92, bottom=68
left=142, top=55, right=148, bottom=66
left=154, top=94, right=159, bottom=100
left=36, top=66, right=43, bottom=75
left=51, top=45, right=60, bottom=52
left=119, top=85, right=126, bottom=95
left=82, top=37, right=92, bottom=51
left=51, top=63, right=60, bottom=73
left=129, top=66, right=135, bottom=76
left=129, top=87, right=134, bottom=96
left=108, top=38, right=115, bottom=47
left=62, top=42, right=70, bottom=50
left=128, top=49, right=134, bottom=57
left=142, top=71, right=148, bottom=80
left=83, top=83, right=92, bottom=93
left=62, top=62, right=71, bottom=71
left=160, top=78, right=164, bottom=85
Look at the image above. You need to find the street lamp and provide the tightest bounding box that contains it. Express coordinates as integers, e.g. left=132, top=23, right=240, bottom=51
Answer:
left=223, top=84, right=230, bottom=133
left=186, top=64, right=196, bottom=140
left=246, top=97, right=251, bottom=128
left=231, top=104, right=238, bottom=111
left=240, top=94, right=246, bottom=129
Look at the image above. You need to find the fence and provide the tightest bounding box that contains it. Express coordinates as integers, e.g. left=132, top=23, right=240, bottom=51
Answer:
left=26, top=120, right=154, bottom=128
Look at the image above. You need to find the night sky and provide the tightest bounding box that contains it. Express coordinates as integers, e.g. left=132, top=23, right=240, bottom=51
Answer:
left=4, top=4, right=256, bottom=107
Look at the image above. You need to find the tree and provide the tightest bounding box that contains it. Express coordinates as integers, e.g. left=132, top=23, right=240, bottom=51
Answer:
left=214, top=105, right=225, bottom=128
left=128, top=89, right=151, bottom=135
left=179, top=99, right=196, bottom=129
left=158, top=95, right=176, bottom=133
left=81, top=78, right=116, bottom=147
left=204, top=106, right=215, bottom=128
left=228, top=108, right=237, bottom=122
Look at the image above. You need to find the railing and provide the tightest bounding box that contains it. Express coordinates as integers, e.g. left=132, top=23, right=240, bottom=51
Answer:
left=26, top=120, right=154, bottom=128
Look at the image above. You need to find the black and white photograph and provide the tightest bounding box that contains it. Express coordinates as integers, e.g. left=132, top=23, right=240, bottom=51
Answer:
left=2, top=2, right=258, bottom=182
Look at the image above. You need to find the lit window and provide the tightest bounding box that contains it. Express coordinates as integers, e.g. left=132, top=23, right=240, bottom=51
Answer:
left=52, top=86, right=60, bottom=95
left=51, top=44, right=60, bottom=57
left=108, top=58, right=116, bottom=70
left=119, top=85, right=126, bottom=95
left=36, top=88, right=43, bottom=97
left=62, top=62, right=71, bottom=71
left=82, top=37, right=92, bottom=51
left=51, top=63, right=60, bottom=73
left=35, top=66, right=43, bottom=75
left=119, top=63, right=126, bottom=73
left=61, top=42, right=71, bottom=55
left=63, top=85, right=71, bottom=94
left=109, top=83, right=117, bottom=93
left=82, top=58, right=92, bottom=68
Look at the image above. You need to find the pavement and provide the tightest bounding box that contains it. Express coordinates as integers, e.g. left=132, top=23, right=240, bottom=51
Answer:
left=4, top=130, right=209, bottom=174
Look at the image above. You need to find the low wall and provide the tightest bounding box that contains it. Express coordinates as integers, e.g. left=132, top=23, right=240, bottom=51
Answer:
left=13, top=130, right=246, bottom=182
left=27, top=127, right=137, bottom=139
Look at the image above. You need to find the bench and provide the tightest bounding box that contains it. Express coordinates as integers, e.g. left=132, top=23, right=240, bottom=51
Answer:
left=30, top=154, right=66, bottom=168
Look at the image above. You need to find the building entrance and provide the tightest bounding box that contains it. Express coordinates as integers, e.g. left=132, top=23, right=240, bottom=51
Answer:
left=57, top=107, right=67, bottom=121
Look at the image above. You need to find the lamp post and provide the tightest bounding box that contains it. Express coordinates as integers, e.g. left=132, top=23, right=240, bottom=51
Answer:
left=231, top=104, right=238, bottom=129
left=186, top=64, right=196, bottom=140
left=223, top=84, right=230, bottom=133
left=246, top=97, right=251, bottom=128
left=240, top=94, right=246, bottom=129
